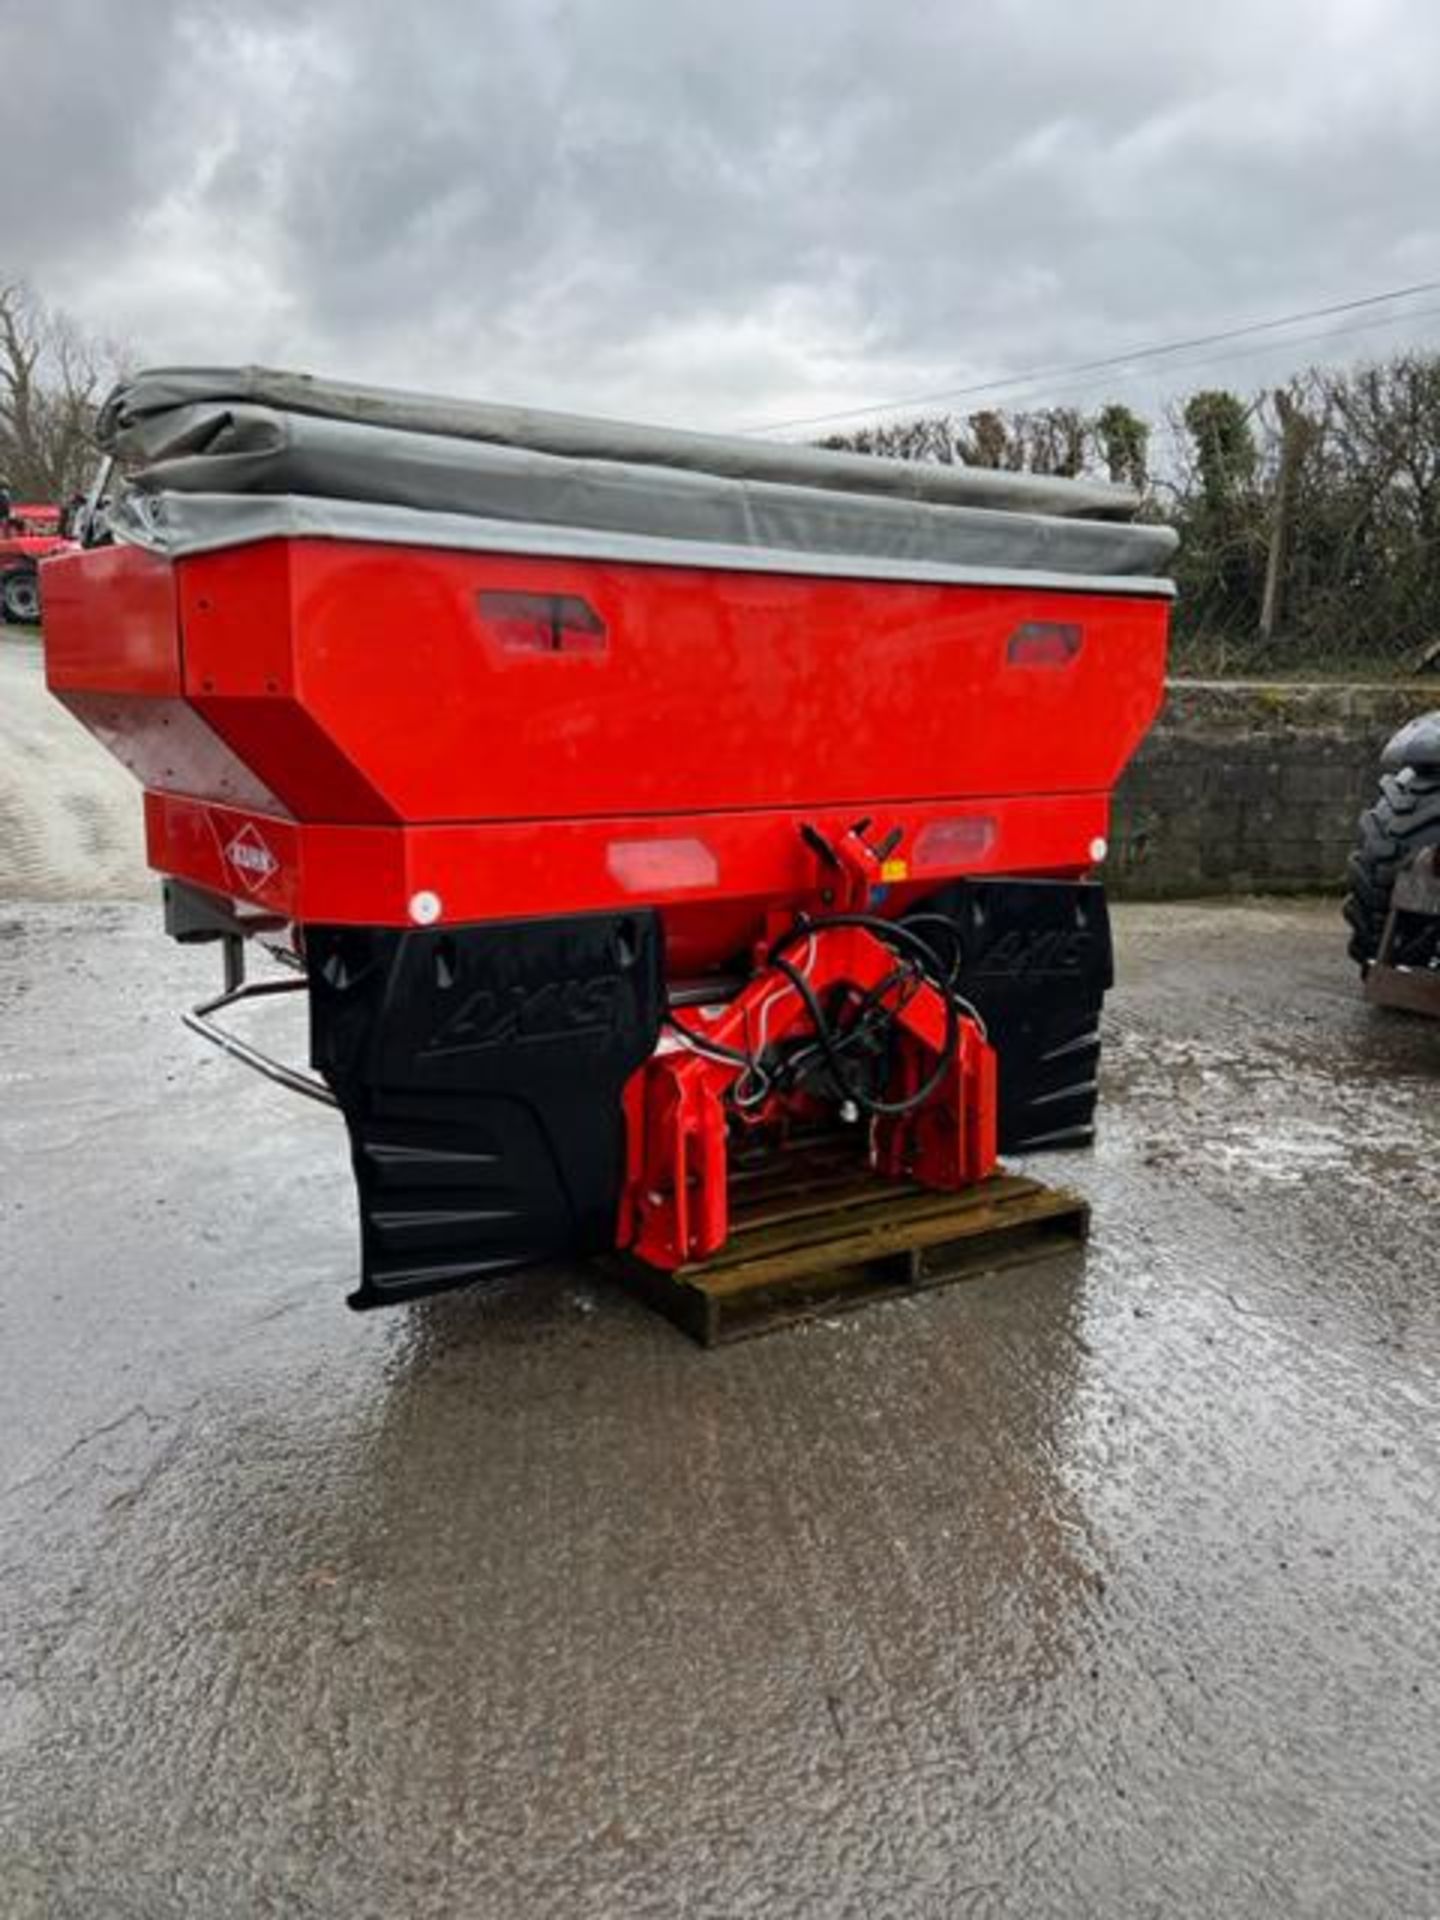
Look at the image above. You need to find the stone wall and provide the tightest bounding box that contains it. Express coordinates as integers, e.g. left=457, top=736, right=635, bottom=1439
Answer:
left=1109, top=680, right=1435, bottom=900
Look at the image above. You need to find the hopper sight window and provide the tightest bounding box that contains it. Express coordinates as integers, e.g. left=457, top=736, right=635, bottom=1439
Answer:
left=478, top=591, right=608, bottom=655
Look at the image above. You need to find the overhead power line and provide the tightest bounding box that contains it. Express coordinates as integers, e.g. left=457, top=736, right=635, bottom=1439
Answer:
left=741, top=276, right=1440, bottom=434
left=979, top=297, right=1440, bottom=413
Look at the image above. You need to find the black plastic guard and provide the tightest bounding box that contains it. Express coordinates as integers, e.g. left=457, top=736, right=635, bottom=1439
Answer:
left=912, top=877, right=1114, bottom=1153
left=306, top=912, right=663, bottom=1309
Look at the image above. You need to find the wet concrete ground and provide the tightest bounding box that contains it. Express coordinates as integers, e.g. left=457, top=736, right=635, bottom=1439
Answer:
left=2, top=644, right=1439, bottom=1914
left=3, top=901, right=1437, bottom=1917
left=0, top=634, right=148, bottom=901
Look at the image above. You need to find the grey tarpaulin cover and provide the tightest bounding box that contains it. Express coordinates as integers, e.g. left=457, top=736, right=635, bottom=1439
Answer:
left=97, top=366, right=1177, bottom=596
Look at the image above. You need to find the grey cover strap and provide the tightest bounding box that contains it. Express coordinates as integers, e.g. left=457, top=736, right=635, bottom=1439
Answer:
left=111, top=488, right=1176, bottom=598
left=96, top=367, right=1177, bottom=591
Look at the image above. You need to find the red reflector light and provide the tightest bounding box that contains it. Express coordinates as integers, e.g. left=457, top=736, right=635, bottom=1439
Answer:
left=478, top=591, right=607, bottom=655
left=607, top=836, right=719, bottom=893
left=912, top=815, right=997, bottom=873
left=1007, top=621, right=1082, bottom=667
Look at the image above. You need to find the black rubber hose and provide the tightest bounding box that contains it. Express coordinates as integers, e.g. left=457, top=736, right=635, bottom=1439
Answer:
left=767, top=910, right=948, bottom=976
left=667, top=911, right=968, bottom=1121
left=770, top=944, right=959, bottom=1119
left=897, top=911, right=968, bottom=987
left=772, top=964, right=923, bottom=1090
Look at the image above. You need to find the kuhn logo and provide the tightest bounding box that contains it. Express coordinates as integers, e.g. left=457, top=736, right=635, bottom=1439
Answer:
left=224, top=824, right=280, bottom=893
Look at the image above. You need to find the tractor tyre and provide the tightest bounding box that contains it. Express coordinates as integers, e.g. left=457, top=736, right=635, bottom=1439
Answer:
left=1343, top=767, right=1440, bottom=967
left=1, top=567, right=41, bottom=625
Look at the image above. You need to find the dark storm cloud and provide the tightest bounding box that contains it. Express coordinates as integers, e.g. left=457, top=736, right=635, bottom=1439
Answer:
left=6, top=0, right=1440, bottom=426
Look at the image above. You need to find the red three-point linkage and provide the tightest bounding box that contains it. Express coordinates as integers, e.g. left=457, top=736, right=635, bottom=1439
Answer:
left=619, top=923, right=998, bottom=1271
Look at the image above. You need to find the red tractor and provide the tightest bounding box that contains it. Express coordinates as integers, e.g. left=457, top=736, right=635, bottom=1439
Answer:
left=44, top=367, right=1174, bottom=1308
left=0, top=495, right=77, bottom=624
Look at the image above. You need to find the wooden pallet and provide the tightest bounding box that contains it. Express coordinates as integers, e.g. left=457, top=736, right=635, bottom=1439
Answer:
left=614, top=1137, right=1089, bottom=1346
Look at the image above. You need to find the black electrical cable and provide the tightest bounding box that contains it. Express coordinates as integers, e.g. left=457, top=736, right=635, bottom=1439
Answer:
left=767, top=915, right=962, bottom=1118
left=769, top=908, right=950, bottom=975
left=771, top=961, right=924, bottom=1093
left=661, top=1008, right=752, bottom=1069
left=662, top=1006, right=778, bottom=1108
left=897, top=911, right=968, bottom=987
left=771, top=908, right=979, bottom=1027
left=896, top=910, right=990, bottom=1042
left=663, top=908, right=977, bottom=1123
left=740, top=277, right=1440, bottom=433
left=777, top=954, right=955, bottom=1118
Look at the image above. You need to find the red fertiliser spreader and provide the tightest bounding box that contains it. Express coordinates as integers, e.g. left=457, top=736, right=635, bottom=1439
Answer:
left=43, top=368, right=1174, bottom=1308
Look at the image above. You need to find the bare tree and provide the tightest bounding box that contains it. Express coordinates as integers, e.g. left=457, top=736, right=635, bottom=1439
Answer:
left=1259, top=387, right=1318, bottom=643
left=960, top=409, right=1018, bottom=469
left=1018, top=406, right=1088, bottom=477
left=818, top=353, right=1440, bottom=672
left=823, top=405, right=1101, bottom=481
left=0, top=283, right=116, bottom=501
left=819, top=415, right=968, bottom=465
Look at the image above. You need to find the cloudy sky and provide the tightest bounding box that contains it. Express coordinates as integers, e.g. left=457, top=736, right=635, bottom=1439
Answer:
left=7, top=0, right=1440, bottom=435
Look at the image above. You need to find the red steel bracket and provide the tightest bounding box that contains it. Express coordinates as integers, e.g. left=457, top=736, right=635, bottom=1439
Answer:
left=619, top=924, right=997, bottom=1270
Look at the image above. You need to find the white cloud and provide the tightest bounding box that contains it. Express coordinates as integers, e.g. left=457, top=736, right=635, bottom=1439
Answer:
left=7, top=0, right=1440, bottom=429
